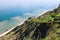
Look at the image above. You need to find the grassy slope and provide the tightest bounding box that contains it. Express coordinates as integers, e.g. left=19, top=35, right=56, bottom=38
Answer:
left=30, top=6, right=60, bottom=40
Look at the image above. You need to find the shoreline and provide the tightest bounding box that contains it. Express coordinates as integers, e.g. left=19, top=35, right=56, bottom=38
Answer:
left=36, top=9, right=53, bottom=18
left=0, top=19, right=27, bottom=37
left=0, top=9, right=53, bottom=37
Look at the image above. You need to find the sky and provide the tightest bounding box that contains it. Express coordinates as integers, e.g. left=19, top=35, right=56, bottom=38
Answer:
left=0, top=0, right=60, bottom=10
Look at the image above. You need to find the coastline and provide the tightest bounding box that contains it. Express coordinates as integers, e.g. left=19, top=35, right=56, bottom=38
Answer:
left=0, top=9, right=53, bottom=38
left=0, top=19, right=27, bottom=37
left=36, top=9, right=53, bottom=18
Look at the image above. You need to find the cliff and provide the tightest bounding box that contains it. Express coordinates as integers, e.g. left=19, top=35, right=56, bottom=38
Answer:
left=0, top=5, right=60, bottom=40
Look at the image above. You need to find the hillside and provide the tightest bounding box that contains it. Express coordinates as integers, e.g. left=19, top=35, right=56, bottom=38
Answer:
left=0, top=5, right=60, bottom=40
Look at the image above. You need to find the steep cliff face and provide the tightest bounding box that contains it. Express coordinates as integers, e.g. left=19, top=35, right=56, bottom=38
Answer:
left=0, top=5, right=60, bottom=40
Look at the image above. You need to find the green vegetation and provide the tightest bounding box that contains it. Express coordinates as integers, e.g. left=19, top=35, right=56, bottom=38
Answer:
left=56, top=13, right=60, bottom=16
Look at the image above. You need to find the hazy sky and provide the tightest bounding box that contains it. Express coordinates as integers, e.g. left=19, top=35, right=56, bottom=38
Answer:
left=0, top=0, right=60, bottom=10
